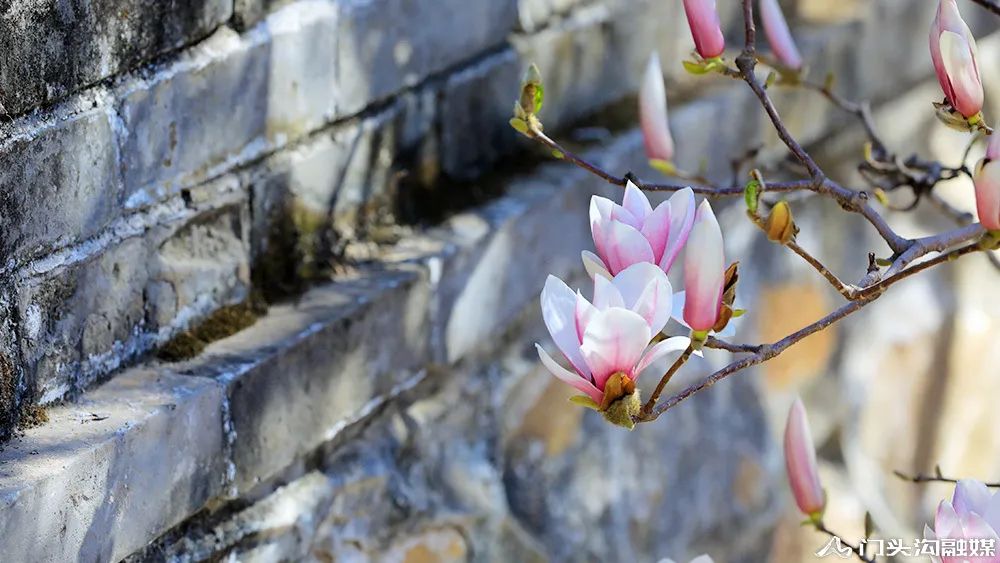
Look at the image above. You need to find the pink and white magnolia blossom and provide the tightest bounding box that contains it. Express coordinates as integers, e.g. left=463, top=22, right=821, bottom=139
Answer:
left=924, top=479, right=1000, bottom=563
left=930, top=0, right=984, bottom=119
left=639, top=53, right=675, bottom=166
left=975, top=127, right=1000, bottom=230
left=682, top=200, right=725, bottom=334
left=784, top=397, right=825, bottom=519
left=537, top=263, right=690, bottom=406
left=760, top=0, right=803, bottom=70
left=584, top=182, right=696, bottom=279
left=682, top=0, right=726, bottom=59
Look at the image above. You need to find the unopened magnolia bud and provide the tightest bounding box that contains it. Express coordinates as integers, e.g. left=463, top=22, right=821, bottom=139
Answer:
left=784, top=398, right=826, bottom=521
left=600, top=372, right=640, bottom=430
left=518, top=64, right=544, bottom=117
left=766, top=201, right=797, bottom=244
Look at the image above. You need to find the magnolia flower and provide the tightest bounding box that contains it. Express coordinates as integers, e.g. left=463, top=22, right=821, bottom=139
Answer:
left=930, top=0, right=984, bottom=120
left=537, top=263, right=690, bottom=427
left=584, top=183, right=696, bottom=279
left=924, top=479, right=1000, bottom=563
left=975, top=128, right=1000, bottom=230
left=784, top=397, right=825, bottom=519
left=682, top=0, right=726, bottom=59
left=760, top=0, right=803, bottom=70
left=640, top=53, right=675, bottom=167
left=683, top=200, right=725, bottom=334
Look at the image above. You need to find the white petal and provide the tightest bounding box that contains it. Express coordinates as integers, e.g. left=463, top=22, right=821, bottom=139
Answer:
left=581, top=250, right=612, bottom=280
left=634, top=336, right=692, bottom=378
left=593, top=274, right=625, bottom=310
left=602, top=219, right=656, bottom=275
left=622, top=181, right=653, bottom=221
left=662, top=188, right=696, bottom=273
left=541, top=275, right=591, bottom=377
left=536, top=344, right=602, bottom=403
left=580, top=308, right=652, bottom=387
left=672, top=290, right=688, bottom=326
left=612, top=262, right=673, bottom=335
left=575, top=290, right=598, bottom=342
left=954, top=479, right=993, bottom=518
left=940, top=30, right=983, bottom=116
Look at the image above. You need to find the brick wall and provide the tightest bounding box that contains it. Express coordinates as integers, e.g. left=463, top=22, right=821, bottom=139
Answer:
left=0, top=0, right=998, bottom=561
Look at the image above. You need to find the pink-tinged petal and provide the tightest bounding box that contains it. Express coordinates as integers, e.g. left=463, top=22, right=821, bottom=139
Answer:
left=683, top=200, right=725, bottom=331
left=936, top=500, right=961, bottom=539
left=641, top=201, right=672, bottom=264
left=661, top=188, right=697, bottom=273
left=536, top=344, right=603, bottom=403
left=760, top=0, right=802, bottom=70
left=590, top=196, right=616, bottom=261
left=581, top=250, right=612, bottom=280
left=593, top=274, right=625, bottom=310
left=540, top=275, right=592, bottom=378
left=611, top=262, right=673, bottom=335
left=601, top=219, right=656, bottom=275
left=622, top=181, right=653, bottom=222
left=954, top=479, right=993, bottom=519
left=634, top=336, right=692, bottom=378
left=975, top=161, right=1000, bottom=230
left=960, top=510, right=1000, bottom=542
left=940, top=31, right=984, bottom=118
left=784, top=397, right=825, bottom=517
left=575, top=290, right=598, bottom=343
left=580, top=308, right=652, bottom=387
left=639, top=53, right=675, bottom=163
left=682, top=0, right=725, bottom=59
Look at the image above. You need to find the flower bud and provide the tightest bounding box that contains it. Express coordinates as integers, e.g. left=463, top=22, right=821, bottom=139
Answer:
left=683, top=200, right=725, bottom=333
left=640, top=53, right=675, bottom=166
left=784, top=397, right=825, bottom=520
left=930, top=0, right=984, bottom=120
left=975, top=129, right=1000, bottom=231
left=682, top=0, right=726, bottom=60
left=765, top=200, right=797, bottom=244
left=760, top=0, right=803, bottom=70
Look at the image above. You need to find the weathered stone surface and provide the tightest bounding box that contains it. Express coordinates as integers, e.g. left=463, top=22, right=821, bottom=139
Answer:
left=193, top=269, right=432, bottom=494
left=0, top=92, right=121, bottom=267
left=0, top=369, right=226, bottom=563
left=335, top=0, right=518, bottom=117
left=439, top=48, right=521, bottom=179
left=15, top=182, right=250, bottom=404
left=516, top=0, right=593, bottom=32
left=0, top=0, right=231, bottom=116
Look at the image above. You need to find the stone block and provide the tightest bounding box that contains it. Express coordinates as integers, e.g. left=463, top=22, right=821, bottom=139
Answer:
left=0, top=0, right=231, bottom=115
left=0, top=369, right=226, bottom=563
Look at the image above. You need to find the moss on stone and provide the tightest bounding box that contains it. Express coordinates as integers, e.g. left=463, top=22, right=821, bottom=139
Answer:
left=18, top=404, right=48, bottom=429
left=157, top=297, right=266, bottom=363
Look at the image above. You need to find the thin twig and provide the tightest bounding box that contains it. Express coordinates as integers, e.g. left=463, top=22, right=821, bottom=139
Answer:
left=970, top=0, right=1000, bottom=17
left=894, top=468, right=1000, bottom=488
left=640, top=345, right=695, bottom=417
left=704, top=336, right=762, bottom=354
left=785, top=239, right=857, bottom=300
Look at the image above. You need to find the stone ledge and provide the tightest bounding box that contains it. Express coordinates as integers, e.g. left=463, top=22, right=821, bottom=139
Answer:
left=0, top=125, right=638, bottom=559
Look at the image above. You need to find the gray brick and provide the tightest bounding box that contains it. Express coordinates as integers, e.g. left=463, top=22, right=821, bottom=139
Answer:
left=16, top=183, right=250, bottom=404
left=0, top=0, right=231, bottom=116
left=335, top=0, right=519, bottom=117
left=0, top=369, right=226, bottom=563
left=0, top=93, right=121, bottom=267
left=187, top=269, right=432, bottom=494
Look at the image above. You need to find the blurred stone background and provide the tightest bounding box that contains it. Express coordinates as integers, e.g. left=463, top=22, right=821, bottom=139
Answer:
left=0, top=0, right=998, bottom=561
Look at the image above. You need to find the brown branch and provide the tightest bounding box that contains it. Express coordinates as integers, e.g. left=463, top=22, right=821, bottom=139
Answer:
left=882, top=224, right=984, bottom=277
left=704, top=336, right=762, bottom=354
left=640, top=345, right=695, bottom=417
left=785, top=239, right=856, bottom=300
left=894, top=468, right=1000, bottom=488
